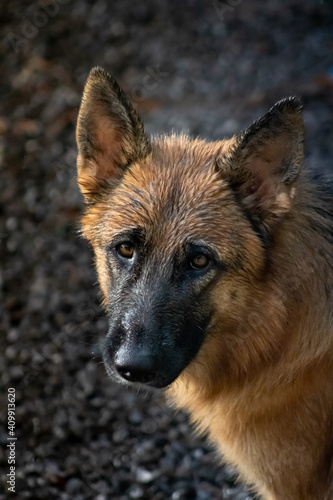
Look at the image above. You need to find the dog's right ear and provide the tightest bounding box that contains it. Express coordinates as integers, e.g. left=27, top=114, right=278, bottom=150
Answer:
left=76, top=67, right=151, bottom=202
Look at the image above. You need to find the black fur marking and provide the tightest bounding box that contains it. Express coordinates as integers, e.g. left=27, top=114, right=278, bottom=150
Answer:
left=103, top=231, right=223, bottom=388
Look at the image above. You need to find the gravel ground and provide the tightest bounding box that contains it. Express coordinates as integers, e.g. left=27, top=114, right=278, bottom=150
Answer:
left=0, top=1, right=333, bottom=499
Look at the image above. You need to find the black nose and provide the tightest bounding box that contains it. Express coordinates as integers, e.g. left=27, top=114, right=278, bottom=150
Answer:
left=115, top=349, right=160, bottom=384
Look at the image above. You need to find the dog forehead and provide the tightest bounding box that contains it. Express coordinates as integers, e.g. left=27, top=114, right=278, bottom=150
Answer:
left=117, top=153, right=226, bottom=220
left=100, top=141, right=244, bottom=251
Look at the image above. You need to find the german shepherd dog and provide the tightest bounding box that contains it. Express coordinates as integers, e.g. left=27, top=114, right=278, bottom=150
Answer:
left=76, top=67, right=333, bottom=500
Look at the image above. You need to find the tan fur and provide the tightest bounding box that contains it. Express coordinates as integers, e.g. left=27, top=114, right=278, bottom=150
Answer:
left=76, top=68, right=333, bottom=500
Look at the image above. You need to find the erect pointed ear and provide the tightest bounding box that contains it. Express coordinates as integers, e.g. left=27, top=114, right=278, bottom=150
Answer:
left=218, top=97, right=304, bottom=234
left=76, top=67, right=151, bottom=202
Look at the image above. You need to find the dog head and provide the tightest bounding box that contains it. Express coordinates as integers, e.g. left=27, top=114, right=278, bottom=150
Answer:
left=76, top=68, right=304, bottom=389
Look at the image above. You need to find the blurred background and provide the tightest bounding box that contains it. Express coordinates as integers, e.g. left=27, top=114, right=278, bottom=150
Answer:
left=0, top=1, right=332, bottom=499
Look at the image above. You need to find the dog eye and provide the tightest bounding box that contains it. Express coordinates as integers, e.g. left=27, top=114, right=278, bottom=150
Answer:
left=190, top=253, right=210, bottom=270
left=116, top=243, right=135, bottom=259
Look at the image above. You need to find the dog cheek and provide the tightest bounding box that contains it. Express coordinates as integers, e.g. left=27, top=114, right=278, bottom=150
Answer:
left=177, top=299, right=212, bottom=357
left=94, top=244, right=124, bottom=306
left=93, top=248, right=111, bottom=302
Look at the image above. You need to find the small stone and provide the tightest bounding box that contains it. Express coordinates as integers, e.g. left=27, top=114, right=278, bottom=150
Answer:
left=128, top=485, right=144, bottom=499
left=136, top=467, right=159, bottom=484
left=112, top=428, right=129, bottom=443
left=171, top=487, right=197, bottom=500
left=5, top=346, right=17, bottom=360
left=129, top=409, right=143, bottom=424
left=65, top=477, right=87, bottom=495
left=7, top=329, right=19, bottom=342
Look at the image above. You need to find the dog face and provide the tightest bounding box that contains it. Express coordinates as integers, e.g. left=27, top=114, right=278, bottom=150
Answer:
left=88, top=140, right=260, bottom=388
left=76, top=68, right=303, bottom=389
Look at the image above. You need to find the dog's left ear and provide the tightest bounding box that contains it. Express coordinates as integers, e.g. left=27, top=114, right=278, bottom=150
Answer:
left=76, top=67, right=151, bottom=202
left=218, top=98, right=304, bottom=233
